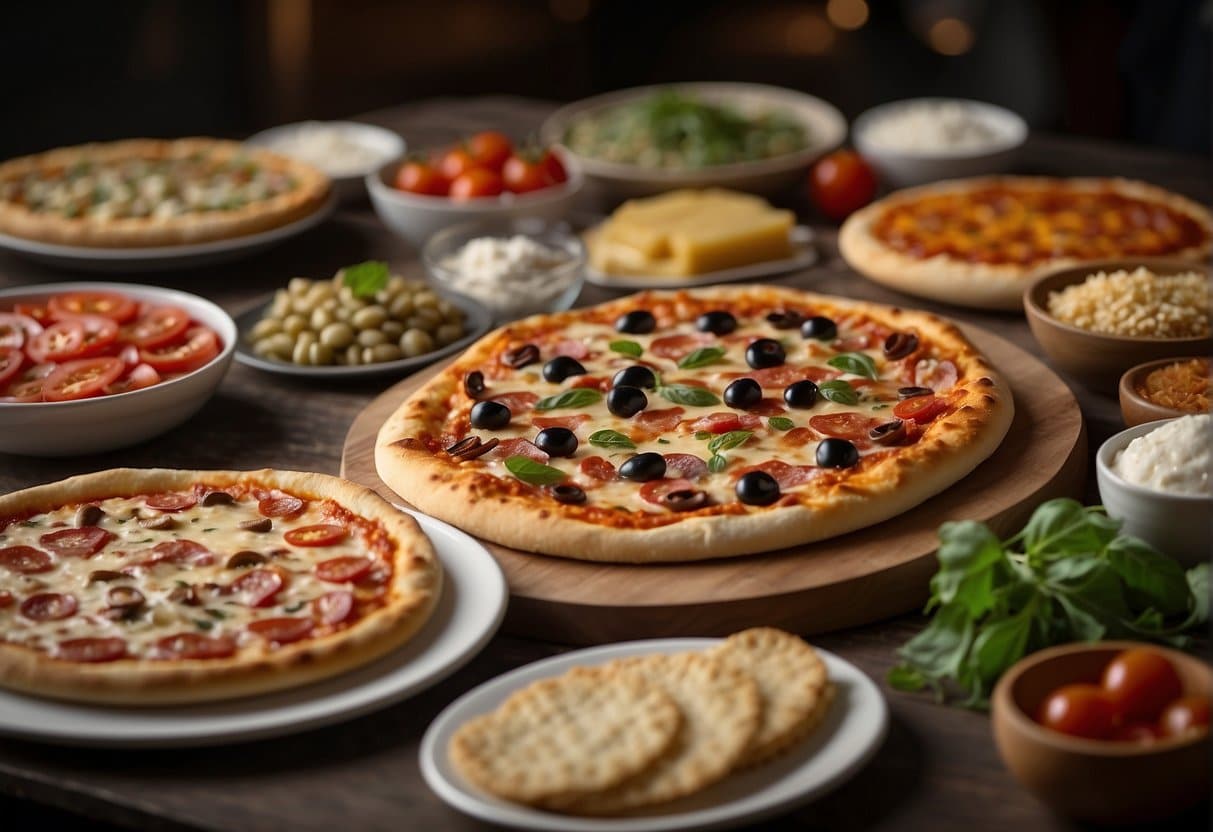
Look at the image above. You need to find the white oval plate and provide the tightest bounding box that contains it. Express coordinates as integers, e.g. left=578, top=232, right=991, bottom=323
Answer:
left=0, top=192, right=336, bottom=273
left=0, top=510, right=506, bottom=748
left=584, top=226, right=817, bottom=290
left=420, top=638, right=887, bottom=832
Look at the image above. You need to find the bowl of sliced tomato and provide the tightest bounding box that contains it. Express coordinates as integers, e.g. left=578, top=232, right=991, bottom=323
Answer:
left=0, top=282, right=236, bottom=456
left=367, top=130, right=584, bottom=248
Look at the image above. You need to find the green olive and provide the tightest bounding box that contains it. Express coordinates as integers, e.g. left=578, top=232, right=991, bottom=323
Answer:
left=352, top=305, right=388, bottom=330
left=413, top=291, right=439, bottom=310
left=281, top=314, right=308, bottom=337
left=288, top=277, right=313, bottom=296
left=388, top=294, right=414, bottom=319
left=292, top=331, right=317, bottom=365
left=345, top=344, right=362, bottom=365
left=435, top=323, right=463, bottom=346
left=407, top=310, right=443, bottom=332
left=386, top=276, right=408, bottom=294
left=269, top=290, right=292, bottom=317
left=380, top=320, right=404, bottom=341
left=319, top=322, right=355, bottom=349
left=250, top=318, right=282, bottom=340
left=290, top=296, right=314, bottom=316
left=310, top=307, right=334, bottom=330
left=357, top=329, right=387, bottom=348
left=308, top=341, right=334, bottom=366
left=400, top=328, right=434, bottom=357
left=368, top=343, right=403, bottom=363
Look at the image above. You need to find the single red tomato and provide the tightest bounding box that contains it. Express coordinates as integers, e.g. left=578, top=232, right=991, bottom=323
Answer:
left=1109, top=721, right=1162, bottom=743
left=539, top=148, right=568, bottom=184
left=1159, top=695, right=1211, bottom=738
left=1101, top=648, right=1183, bottom=722
left=125, top=306, right=191, bottom=349
left=449, top=168, right=504, bottom=200
left=139, top=327, right=220, bottom=374
left=502, top=154, right=551, bottom=194
left=42, top=357, right=125, bottom=402
left=467, top=131, right=514, bottom=172
left=1038, top=683, right=1117, bottom=739
left=49, top=291, right=138, bottom=324
left=809, top=149, right=877, bottom=221
left=393, top=160, right=449, bottom=196
left=438, top=147, right=480, bottom=181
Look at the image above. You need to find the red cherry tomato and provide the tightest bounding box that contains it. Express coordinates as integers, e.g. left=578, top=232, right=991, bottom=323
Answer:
left=125, top=306, right=191, bottom=349
left=1101, top=648, right=1184, bottom=722
left=0, top=348, right=23, bottom=388
left=1109, top=721, right=1162, bottom=743
left=1038, top=683, right=1117, bottom=739
left=154, top=632, right=237, bottom=660
left=1159, top=695, right=1211, bottom=738
left=449, top=168, right=505, bottom=200
left=467, top=131, right=514, bottom=172
left=139, top=327, right=219, bottom=374
left=248, top=617, right=314, bottom=644
left=809, top=149, right=877, bottom=221
left=42, top=357, right=125, bottom=402
left=893, top=394, right=946, bottom=423
left=144, top=493, right=198, bottom=512
left=49, top=291, right=138, bottom=324
left=394, top=160, right=450, bottom=196
left=283, top=524, right=348, bottom=547
left=438, top=147, right=480, bottom=181
left=258, top=495, right=306, bottom=518
left=315, top=555, right=374, bottom=584
left=540, top=149, right=568, bottom=184
left=28, top=315, right=119, bottom=363
left=502, top=154, right=552, bottom=194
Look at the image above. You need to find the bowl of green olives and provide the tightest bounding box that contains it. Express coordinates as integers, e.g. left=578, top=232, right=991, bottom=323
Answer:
left=234, top=262, right=492, bottom=378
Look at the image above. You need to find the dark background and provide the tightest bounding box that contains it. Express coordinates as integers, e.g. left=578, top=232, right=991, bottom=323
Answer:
left=2, top=0, right=1209, bottom=159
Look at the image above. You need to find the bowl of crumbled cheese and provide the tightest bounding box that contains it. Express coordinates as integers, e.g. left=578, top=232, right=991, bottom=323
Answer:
left=1096, top=414, right=1212, bottom=566
left=247, top=121, right=405, bottom=203
left=853, top=98, right=1027, bottom=187
left=1024, top=259, right=1213, bottom=390
left=423, top=218, right=585, bottom=323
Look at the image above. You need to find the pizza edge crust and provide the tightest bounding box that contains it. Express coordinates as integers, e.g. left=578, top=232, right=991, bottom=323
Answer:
left=0, top=138, right=332, bottom=248
left=838, top=176, right=1213, bottom=311
left=0, top=468, right=442, bottom=705
left=375, top=286, right=1014, bottom=563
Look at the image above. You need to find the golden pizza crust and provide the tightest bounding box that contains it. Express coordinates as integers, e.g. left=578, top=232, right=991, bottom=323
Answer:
left=839, top=176, right=1213, bottom=310
left=375, top=286, right=1014, bottom=563
left=0, top=468, right=441, bottom=705
left=0, top=138, right=331, bottom=248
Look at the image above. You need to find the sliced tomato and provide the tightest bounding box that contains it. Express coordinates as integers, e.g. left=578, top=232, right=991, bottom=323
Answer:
left=145, top=492, right=198, bottom=512
left=13, top=302, right=52, bottom=325
left=639, top=477, right=695, bottom=505
left=49, top=291, right=138, bottom=324
left=0, top=545, right=54, bottom=573
left=315, top=555, right=374, bottom=584
left=578, top=456, right=617, bottom=481
left=0, top=312, right=42, bottom=350
left=230, top=568, right=286, bottom=607
left=663, top=453, right=708, bottom=480
left=139, top=327, right=219, bottom=374
left=57, top=637, right=127, bottom=663
left=488, top=437, right=549, bottom=463
left=20, top=592, right=77, bottom=621
left=154, top=632, right=237, bottom=660
left=489, top=391, right=539, bottom=412
left=105, top=363, right=162, bottom=395
left=0, top=348, right=23, bottom=388
left=125, top=306, right=191, bottom=349
left=259, top=494, right=307, bottom=518
left=284, top=524, right=348, bottom=547
left=893, top=394, right=946, bottom=423
left=809, top=413, right=881, bottom=441
left=28, top=316, right=119, bottom=363
left=315, top=590, right=355, bottom=624
left=688, top=412, right=762, bottom=434
left=248, top=617, right=314, bottom=644
left=1, top=362, right=56, bottom=403
left=39, top=526, right=114, bottom=558
left=42, top=357, right=125, bottom=402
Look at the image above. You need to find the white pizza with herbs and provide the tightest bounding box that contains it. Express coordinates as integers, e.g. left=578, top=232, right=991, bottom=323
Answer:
left=376, top=286, right=1013, bottom=563
left=0, top=469, right=440, bottom=705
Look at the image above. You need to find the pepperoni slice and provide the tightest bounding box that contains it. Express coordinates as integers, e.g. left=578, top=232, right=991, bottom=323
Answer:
left=20, top=592, right=77, bottom=621
left=578, top=456, right=617, bottom=481
left=640, top=478, right=695, bottom=505
left=0, top=545, right=53, bottom=573
left=39, top=526, right=114, bottom=558
left=490, top=391, right=539, bottom=412
left=688, top=412, right=762, bottom=434
left=139, top=539, right=214, bottom=567
left=915, top=359, right=959, bottom=392
left=663, top=454, right=708, bottom=480
left=57, top=637, right=127, bottom=663
left=283, top=524, right=348, bottom=547
left=634, top=407, right=685, bottom=432
left=144, top=492, right=198, bottom=512
left=733, top=460, right=819, bottom=489
left=803, top=366, right=843, bottom=383
left=746, top=365, right=806, bottom=388
left=532, top=414, right=591, bottom=431
left=489, top=437, right=549, bottom=463
left=650, top=333, right=713, bottom=360
left=315, top=556, right=374, bottom=584
left=230, top=568, right=285, bottom=607
left=249, top=617, right=314, bottom=644
left=809, top=413, right=880, bottom=444
left=553, top=339, right=590, bottom=360
left=259, top=495, right=307, bottom=518
left=833, top=335, right=871, bottom=352
left=893, top=394, right=946, bottom=423
left=570, top=376, right=611, bottom=391
left=315, top=590, right=355, bottom=624
left=154, top=632, right=237, bottom=660
left=751, top=398, right=787, bottom=416
left=0, top=590, right=12, bottom=607
left=781, top=427, right=816, bottom=447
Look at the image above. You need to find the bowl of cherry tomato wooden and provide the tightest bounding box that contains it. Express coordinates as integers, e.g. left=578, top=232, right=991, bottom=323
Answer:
left=992, top=642, right=1211, bottom=824
left=366, top=131, right=583, bottom=247
left=0, top=282, right=236, bottom=456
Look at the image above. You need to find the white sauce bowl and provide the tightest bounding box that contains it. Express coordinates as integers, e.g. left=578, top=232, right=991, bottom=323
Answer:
left=246, top=121, right=405, bottom=204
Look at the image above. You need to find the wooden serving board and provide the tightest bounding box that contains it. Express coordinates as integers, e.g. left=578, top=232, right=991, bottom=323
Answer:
left=342, top=325, right=1086, bottom=645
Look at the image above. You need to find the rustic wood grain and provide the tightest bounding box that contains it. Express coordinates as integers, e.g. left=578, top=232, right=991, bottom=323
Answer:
left=0, top=97, right=1208, bottom=832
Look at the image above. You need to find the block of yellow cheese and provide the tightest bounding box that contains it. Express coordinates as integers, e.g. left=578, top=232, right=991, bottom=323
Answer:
left=589, top=189, right=795, bottom=277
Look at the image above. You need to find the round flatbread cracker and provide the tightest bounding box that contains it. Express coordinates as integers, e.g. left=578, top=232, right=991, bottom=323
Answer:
left=710, top=628, right=832, bottom=765
left=448, top=666, right=681, bottom=806
left=562, top=652, right=761, bottom=815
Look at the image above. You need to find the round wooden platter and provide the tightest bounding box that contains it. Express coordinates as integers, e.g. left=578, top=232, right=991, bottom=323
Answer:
left=342, top=324, right=1086, bottom=645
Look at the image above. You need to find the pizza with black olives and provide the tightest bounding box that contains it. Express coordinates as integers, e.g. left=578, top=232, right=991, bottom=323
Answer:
left=0, top=469, right=440, bottom=704
left=375, top=286, right=1013, bottom=563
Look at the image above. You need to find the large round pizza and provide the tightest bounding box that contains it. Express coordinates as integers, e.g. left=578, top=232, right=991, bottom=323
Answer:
left=0, top=138, right=331, bottom=248
left=839, top=176, right=1213, bottom=309
left=0, top=469, right=440, bottom=704
left=375, top=286, right=1014, bottom=563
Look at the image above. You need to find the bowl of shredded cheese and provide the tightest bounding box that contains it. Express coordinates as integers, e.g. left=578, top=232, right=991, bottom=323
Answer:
left=247, top=121, right=405, bottom=203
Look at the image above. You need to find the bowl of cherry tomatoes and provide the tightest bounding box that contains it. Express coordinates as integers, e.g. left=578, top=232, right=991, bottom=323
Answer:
left=0, top=282, right=236, bottom=456
left=992, top=642, right=1211, bottom=824
left=366, top=131, right=583, bottom=248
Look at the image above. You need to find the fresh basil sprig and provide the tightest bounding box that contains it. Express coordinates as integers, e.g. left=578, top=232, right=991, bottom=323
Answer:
left=610, top=340, right=643, bottom=358
left=707, top=430, right=752, bottom=454
left=342, top=260, right=390, bottom=298
left=827, top=352, right=877, bottom=380
left=767, top=416, right=794, bottom=431
left=657, top=384, right=721, bottom=407
left=707, top=454, right=728, bottom=473
left=677, top=346, right=726, bottom=370
left=888, top=499, right=1210, bottom=709
left=535, top=388, right=602, bottom=411
left=589, top=429, right=636, bottom=450
left=504, top=456, right=567, bottom=486
left=818, top=379, right=859, bottom=405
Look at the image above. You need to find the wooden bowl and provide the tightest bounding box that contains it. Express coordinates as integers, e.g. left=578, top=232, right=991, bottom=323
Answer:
left=1119, top=356, right=1209, bottom=427
left=992, top=641, right=1212, bottom=824
left=1023, top=259, right=1212, bottom=391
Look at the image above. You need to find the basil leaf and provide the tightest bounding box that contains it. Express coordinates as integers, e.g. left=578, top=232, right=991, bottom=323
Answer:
left=342, top=260, right=390, bottom=299
left=896, top=604, right=974, bottom=692
left=1055, top=595, right=1106, bottom=641
left=658, top=384, right=721, bottom=407
left=535, top=388, right=602, bottom=411
left=1185, top=563, right=1209, bottom=624
left=827, top=352, right=877, bottom=380
left=609, top=340, right=643, bottom=358
left=707, top=454, right=728, bottom=473
left=886, top=664, right=928, bottom=692
left=767, top=416, right=794, bottom=431
left=657, top=438, right=670, bottom=445
left=589, top=429, right=636, bottom=450
left=694, top=431, right=713, bottom=440
left=504, top=456, right=567, bottom=486
left=1021, top=499, right=1119, bottom=559
left=1105, top=536, right=1189, bottom=616
left=707, top=430, right=752, bottom=454
left=818, top=379, right=858, bottom=405
left=193, top=619, right=215, bottom=631
left=677, top=346, right=726, bottom=369
left=967, top=608, right=1035, bottom=688
left=204, top=608, right=228, bottom=620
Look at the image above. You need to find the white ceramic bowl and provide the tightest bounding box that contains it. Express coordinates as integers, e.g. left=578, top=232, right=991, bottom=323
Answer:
left=853, top=98, right=1027, bottom=188
left=367, top=151, right=584, bottom=249
left=1095, top=418, right=1212, bottom=566
left=0, top=282, right=236, bottom=457
left=247, top=121, right=405, bottom=203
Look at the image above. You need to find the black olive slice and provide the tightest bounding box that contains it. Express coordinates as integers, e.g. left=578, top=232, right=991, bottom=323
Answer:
left=612, top=365, right=657, bottom=390
left=535, top=427, right=578, bottom=458
left=615, top=310, right=656, bottom=334
left=543, top=356, right=587, bottom=383
left=724, top=378, right=763, bottom=409
left=816, top=437, right=860, bottom=468
left=226, top=550, right=267, bottom=569
left=75, top=505, right=105, bottom=527
left=463, top=370, right=486, bottom=398
left=106, top=586, right=145, bottom=609
left=766, top=309, right=805, bottom=329
left=869, top=420, right=907, bottom=446
left=746, top=338, right=786, bottom=369
left=446, top=435, right=501, bottom=461
left=201, top=491, right=235, bottom=507
left=550, top=484, right=587, bottom=505
left=139, top=515, right=177, bottom=530
left=696, top=310, right=737, bottom=335
left=783, top=380, right=819, bottom=409
left=619, top=452, right=667, bottom=481
left=736, top=471, right=780, bottom=505
left=607, top=386, right=648, bottom=418
left=238, top=518, right=273, bottom=533
left=800, top=316, right=838, bottom=341
left=501, top=343, right=540, bottom=369
left=88, top=570, right=127, bottom=583
left=662, top=489, right=709, bottom=512
left=883, top=332, right=920, bottom=360
left=897, top=386, right=934, bottom=400
left=470, top=401, right=512, bottom=430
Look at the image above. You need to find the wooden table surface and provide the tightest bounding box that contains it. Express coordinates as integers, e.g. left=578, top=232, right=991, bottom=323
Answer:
left=0, top=97, right=1208, bottom=832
